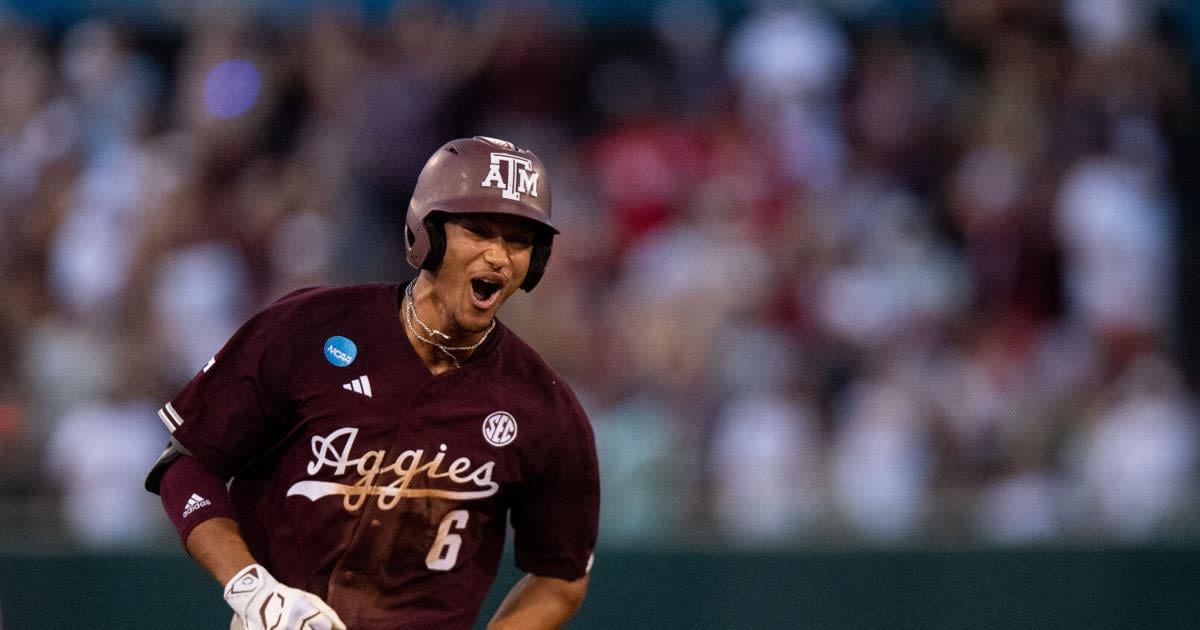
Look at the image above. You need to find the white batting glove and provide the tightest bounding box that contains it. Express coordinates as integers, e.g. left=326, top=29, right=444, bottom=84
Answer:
left=224, top=563, right=347, bottom=630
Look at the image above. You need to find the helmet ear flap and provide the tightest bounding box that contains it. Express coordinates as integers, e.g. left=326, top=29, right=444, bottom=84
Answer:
left=521, top=236, right=553, bottom=291
left=421, top=215, right=447, bottom=272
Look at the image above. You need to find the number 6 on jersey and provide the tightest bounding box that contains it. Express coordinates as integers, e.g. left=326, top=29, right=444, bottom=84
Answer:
left=426, top=510, right=470, bottom=570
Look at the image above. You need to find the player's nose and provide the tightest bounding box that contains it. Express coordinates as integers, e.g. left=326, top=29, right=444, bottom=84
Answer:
left=481, top=237, right=510, bottom=269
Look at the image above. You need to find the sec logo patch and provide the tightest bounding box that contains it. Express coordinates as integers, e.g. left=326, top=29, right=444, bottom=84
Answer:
left=482, top=411, right=518, bottom=447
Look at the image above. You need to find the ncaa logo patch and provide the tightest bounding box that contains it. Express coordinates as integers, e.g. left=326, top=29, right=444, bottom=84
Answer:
left=324, top=336, right=358, bottom=367
left=482, top=411, right=518, bottom=447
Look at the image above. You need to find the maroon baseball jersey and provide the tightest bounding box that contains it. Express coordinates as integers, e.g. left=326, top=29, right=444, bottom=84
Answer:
left=147, top=284, right=600, bottom=629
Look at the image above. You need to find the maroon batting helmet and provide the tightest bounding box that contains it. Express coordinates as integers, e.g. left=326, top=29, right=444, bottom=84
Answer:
left=405, top=136, right=558, bottom=291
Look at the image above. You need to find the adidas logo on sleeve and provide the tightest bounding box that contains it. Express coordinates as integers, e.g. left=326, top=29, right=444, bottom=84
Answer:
left=182, top=493, right=212, bottom=518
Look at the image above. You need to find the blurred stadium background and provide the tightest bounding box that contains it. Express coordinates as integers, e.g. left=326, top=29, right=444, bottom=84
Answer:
left=2, top=0, right=1200, bottom=627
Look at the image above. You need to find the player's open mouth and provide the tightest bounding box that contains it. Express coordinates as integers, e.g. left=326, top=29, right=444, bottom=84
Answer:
left=470, top=278, right=503, bottom=308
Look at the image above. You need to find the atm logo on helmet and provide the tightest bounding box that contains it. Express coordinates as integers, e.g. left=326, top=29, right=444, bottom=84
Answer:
left=481, top=152, right=539, bottom=201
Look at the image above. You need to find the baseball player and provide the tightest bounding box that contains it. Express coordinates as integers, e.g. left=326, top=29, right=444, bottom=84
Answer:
left=145, top=137, right=600, bottom=629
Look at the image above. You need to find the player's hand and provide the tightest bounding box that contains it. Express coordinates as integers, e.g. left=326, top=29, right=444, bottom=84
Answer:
left=223, top=563, right=347, bottom=630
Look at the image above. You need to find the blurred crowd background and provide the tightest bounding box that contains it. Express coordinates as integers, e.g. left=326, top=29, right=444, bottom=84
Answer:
left=1, top=0, right=1199, bottom=551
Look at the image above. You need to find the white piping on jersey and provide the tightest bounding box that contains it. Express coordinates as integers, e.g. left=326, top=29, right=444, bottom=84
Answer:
left=157, top=402, right=184, bottom=433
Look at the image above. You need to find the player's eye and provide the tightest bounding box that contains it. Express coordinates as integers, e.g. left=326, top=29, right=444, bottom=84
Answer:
left=508, top=233, right=534, bottom=247
left=463, top=223, right=489, bottom=237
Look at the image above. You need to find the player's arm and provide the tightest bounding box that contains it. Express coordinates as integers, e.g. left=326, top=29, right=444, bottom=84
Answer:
left=503, top=385, right=600, bottom=629
left=488, top=573, right=589, bottom=629
left=144, top=298, right=344, bottom=629
left=185, top=516, right=257, bottom=584
left=157, top=455, right=345, bottom=630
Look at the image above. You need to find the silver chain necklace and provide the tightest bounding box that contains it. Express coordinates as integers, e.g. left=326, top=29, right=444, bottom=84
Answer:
left=403, top=280, right=495, bottom=368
